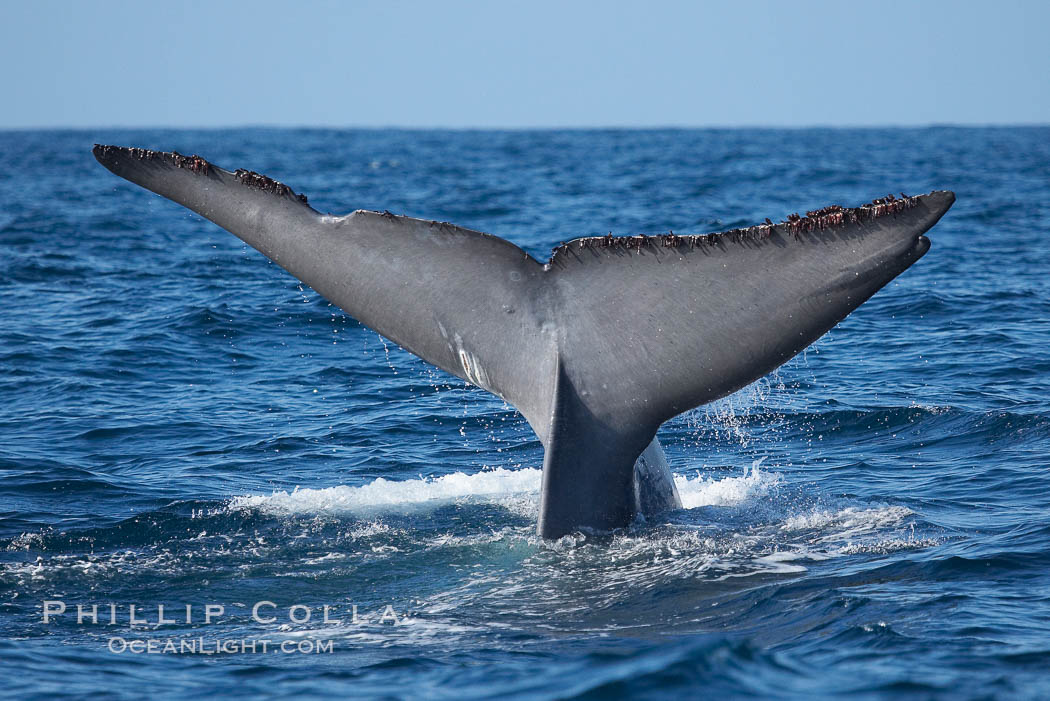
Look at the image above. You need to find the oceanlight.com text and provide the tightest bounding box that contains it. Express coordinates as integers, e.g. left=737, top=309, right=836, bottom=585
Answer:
left=107, top=637, right=334, bottom=655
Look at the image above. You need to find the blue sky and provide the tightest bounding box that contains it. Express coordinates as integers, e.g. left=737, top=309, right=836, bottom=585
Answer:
left=2, top=0, right=1047, bottom=128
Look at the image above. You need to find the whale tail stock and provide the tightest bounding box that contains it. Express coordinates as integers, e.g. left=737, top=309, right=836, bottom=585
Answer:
left=93, top=145, right=955, bottom=539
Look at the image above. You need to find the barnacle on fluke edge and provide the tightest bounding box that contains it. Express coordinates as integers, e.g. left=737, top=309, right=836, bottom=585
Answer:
left=92, top=145, right=308, bottom=205
left=234, top=169, right=309, bottom=205
left=548, top=192, right=920, bottom=264
left=93, top=144, right=212, bottom=176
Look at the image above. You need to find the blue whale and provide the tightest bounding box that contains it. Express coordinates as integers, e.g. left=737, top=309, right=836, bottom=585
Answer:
left=93, top=145, right=954, bottom=538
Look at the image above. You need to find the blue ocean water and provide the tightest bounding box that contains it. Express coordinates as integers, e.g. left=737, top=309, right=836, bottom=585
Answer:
left=1, top=127, right=1049, bottom=699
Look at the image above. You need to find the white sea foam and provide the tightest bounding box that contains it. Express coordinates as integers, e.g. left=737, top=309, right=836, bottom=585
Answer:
left=5, top=467, right=936, bottom=599
left=232, top=460, right=781, bottom=519
left=781, top=505, right=913, bottom=535
left=674, top=460, right=779, bottom=509
left=230, top=467, right=543, bottom=517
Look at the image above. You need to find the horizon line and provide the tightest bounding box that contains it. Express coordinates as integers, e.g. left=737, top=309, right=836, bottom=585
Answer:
left=2, top=121, right=1048, bottom=133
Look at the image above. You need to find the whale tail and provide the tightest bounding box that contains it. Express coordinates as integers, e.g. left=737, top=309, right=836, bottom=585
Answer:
left=93, top=145, right=954, bottom=538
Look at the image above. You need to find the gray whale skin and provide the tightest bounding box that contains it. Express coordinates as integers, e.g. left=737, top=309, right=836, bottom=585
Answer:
left=93, top=145, right=954, bottom=539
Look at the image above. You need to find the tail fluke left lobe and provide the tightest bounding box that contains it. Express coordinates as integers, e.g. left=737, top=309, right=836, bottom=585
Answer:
left=93, top=145, right=560, bottom=441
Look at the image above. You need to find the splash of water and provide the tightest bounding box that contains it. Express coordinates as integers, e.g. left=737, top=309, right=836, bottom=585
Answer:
left=231, top=460, right=784, bottom=519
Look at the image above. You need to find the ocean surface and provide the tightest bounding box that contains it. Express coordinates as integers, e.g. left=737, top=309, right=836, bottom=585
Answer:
left=1, top=127, right=1048, bottom=699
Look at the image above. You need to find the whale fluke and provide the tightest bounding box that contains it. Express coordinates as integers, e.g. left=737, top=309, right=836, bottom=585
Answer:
left=93, top=144, right=954, bottom=538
